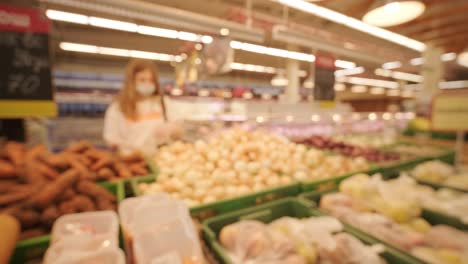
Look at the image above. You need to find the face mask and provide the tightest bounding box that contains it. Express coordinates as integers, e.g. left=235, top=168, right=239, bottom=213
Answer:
left=136, top=83, right=156, bottom=96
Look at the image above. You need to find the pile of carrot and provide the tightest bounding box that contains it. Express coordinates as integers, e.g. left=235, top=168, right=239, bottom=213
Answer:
left=0, top=140, right=149, bottom=240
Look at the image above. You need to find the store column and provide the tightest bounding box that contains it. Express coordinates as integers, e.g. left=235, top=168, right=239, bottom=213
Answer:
left=418, top=45, right=443, bottom=114
left=285, top=44, right=300, bottom=103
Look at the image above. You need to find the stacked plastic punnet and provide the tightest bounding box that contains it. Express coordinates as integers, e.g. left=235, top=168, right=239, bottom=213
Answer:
left=43, top=211, right=124, bottom=264
left=119, top=193, right=205, bottom=264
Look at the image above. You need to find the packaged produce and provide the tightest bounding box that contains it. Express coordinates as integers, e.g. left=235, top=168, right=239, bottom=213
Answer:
left=44, top=211, right=124, bottom=264
left=320, top=174, right=468, bottom=264
left=0, top=214, right=20, bottom=264
left=143, top=128, right=368, bottom=206
left=119, top=194, right=205, bottom=264
left=411, top=161, right=468, bottom=190
left=219, top=216, right=386, bottom=264
left=297, top=135, right=400, bottom=163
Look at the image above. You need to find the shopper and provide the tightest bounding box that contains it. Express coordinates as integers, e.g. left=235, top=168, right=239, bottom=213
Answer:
left=104, top=59, right=181, bottom=155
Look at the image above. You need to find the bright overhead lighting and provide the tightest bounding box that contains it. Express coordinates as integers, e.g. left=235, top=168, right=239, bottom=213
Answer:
left=243, top=92, right=253, bottom=99
left=273, top=0, right=425, bottom=51
left=220, top=28, right=230, bottom=36
left=88, top=17, right=138, bottom=32
left=334, top=83, right=346, bottom=91
left=382, top=61, right=402, bottom=70
left=311, top=114, right=321, bottom=122
left=382, top=112, right=392, bottom=120
left=410, top=57, right=424, bottom=66
left=440, top=80, right=468, bottom=89
left=198, top=89, right=210, bottom=97
left=59, top=42, right=177, bottom=62
left=47, top=9, right=213, bottom=44
left=368, top=112, right=377, bottom=120
left=351, top=85, right=367, bottom=93
left=303, top=76, right=314, bottom=89
left=45, top=10, right=88, bottom=24
left=335, top=60, right=356, bottom=69
left=370, top=87, right=385, bottom=95
left=387, top=89, right=400, bottom=96
left=271, top=71, right=289, bottom=86
left=441, top=52, right=457, bottom=62
left=375, top=68, right=423, bottom=83
left=335, top=66, right=364, bottom=77
left=457, top=52, right=468, bottom=68
left=261, top=94, right=273, bottom=100
left=230, top=40, right=315, bottom=62
left=137, top=25, right=178, bottom=38
left=338, top=76, right=399, bottom=89
left=230, top=62, right=277, bottom=74
left=363, top=0, right=426, bottom=28
left=375, top=68, right=392, bottom=77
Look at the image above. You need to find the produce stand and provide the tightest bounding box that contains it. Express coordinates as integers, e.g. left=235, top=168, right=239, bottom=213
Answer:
left=202, top=197, right=425, bottom=264
left=10, top=181, right=125, bottom=264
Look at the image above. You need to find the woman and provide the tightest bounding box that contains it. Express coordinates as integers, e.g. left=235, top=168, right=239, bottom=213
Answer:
left=103, top=59, right=181, bottom=155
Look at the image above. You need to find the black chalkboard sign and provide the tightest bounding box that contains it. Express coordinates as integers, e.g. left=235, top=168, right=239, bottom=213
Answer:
left=0, top=3, right=55, bottom=117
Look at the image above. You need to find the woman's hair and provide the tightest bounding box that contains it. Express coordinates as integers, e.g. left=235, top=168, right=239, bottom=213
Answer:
left=118, top=59, right=165, bottom=120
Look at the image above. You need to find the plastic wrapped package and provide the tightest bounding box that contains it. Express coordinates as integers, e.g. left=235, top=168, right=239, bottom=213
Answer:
left=44, top=211, right=124, bottom=264
left=218, top=217, right=386, bottom=264
left=118, top=193, right=205, bottom=264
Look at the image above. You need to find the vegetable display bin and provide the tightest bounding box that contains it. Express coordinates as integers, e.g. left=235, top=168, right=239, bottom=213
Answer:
left=202, top=197, right=424, bottom=264
left=130, top=177, right=301, bottom=220
left=10, top=181, right=125, bottom=264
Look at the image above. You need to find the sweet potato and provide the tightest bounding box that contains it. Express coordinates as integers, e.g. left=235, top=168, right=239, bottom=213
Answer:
left=72, top=195, right=96, bottom=212
left=21, top=163, right=47, bottom=184
left=58, top=200, right=77, bottom=215
left=129, top=163, right=149, bottom=176
left=66, top=141, right=92, bottom=153
left=97, top=168, right=115, bottom=180
left=20, top=228, right=47, bottom=240
left=76, top=181, right=116, bottom=202
left=66, top=155, right=90, bottom=179
left=12, top=209, right=40, bottom=229
left=4, top=142, right=25, bottom=167
left=40, top=205, right=60, bottom=227
left=59, top=188, right=76, bottom=202
left=113, top=162, right=131, bottom=179
left=90, top=157, right=112, bottom=172
left=96, top=199, right=116, bottom=211
left=120, top=153, right=144, bottom=163
left=0, top=188, right=34, bottom=207
left=0, top=180, right=22, bottom=193
left=38, top=153, right=68, bottom=169
left=24, top=144, right=47, bottom=161
left=36, top=162, right=60, bottom=180
left=83, top=149, right=107, bottom=161
left=28, top=169, right=79, bottom=209
left=0, top=160, right=16, bottom=178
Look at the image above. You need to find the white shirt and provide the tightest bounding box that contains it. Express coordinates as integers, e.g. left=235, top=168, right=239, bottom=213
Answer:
left=103, top=97, right=168, bottom=156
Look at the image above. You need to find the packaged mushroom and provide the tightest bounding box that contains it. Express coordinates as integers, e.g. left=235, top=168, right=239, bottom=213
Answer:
left=141, top=128, right=368, bottom=206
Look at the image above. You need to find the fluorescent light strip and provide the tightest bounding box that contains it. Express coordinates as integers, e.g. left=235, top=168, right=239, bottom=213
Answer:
left=337, top=76, right=398, bottom=89
left=335, top=60, right=356, bottom=69
left=351, top=85, right=367, bottom=93
left=59, top=42, right=175, bottom=61
left=335, top=66, right=364, bottom=77
left=46, top=9, right=212, bottom=44
left=375, top=68, right=423, bottom=83
left=440, top=80, right=468, bottom=89
left=382, top=61, right=401, bottom=70
left=410, top=52, right=458, bottom=66
left=274, top=0, right=425, bottom=51
left=230, top=40, right=315, bottom=62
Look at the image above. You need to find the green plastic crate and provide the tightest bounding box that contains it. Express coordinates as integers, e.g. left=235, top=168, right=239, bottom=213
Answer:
left=10, top=181, right=125, bottom=264
left=202, top=197, right=424, bottom=264
left=131, top=177, right=301, bottom=220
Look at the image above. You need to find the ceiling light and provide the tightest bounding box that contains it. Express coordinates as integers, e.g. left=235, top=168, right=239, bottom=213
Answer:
left=382, top=61, right=402, bottom=69
left=335, top=60, right=356, bottom=69
left=178, top=31, right=198, bottom=42
left=351, top=85, right=367, bottom=93
left=382, top=112, right=392, bottom=120
left=335, top=66, right=364, bottom=77
left=391, top=71, right=423, bottom=83
left=223, top=91, right=233, bottom=98
left=410, top=57, right=424, bottom=66
left=230, top=40, right=315, bottom=62
left=286, top=115, right=294, bottom=122
left=200, top=35, right=214, bottom=44
left=46, top=10, right=88, bottom=24
left=387, top=89, right=400, bottom=96
left=440, top=80, right=468, bottom=89
left=271, top=71, right=289, bottom=86
left=363, top=0, right=426, bottom=27
left=273, top=0, right=425, bottom=51
left=171, top=88, right=183, bottom=96
left=88, top=17, right=138, bottom=32
left=375, top=68, right=392, bottom=77
left=457, top=51, right=468, bottom=68
left=98, top=47, right=130, bottom=57
left=198, top=89, right=210, bottom=97
left=370, top=87, right=385, bottom=94
left=59, top=42, right=98, bottom=53
left=195, top=43, right=203, bottom=51
left=194, top=58, right=202, bottom=65
left=137, top=25, right=178, bottom=38
left=243, top=92, right=253, bottom=99
left=220, top=28, right=230, bottom=36
left=261, top=94, right=273, bottom=100
left=230, top=62, right=277, bottom=74
left=332, top=114, right=341, bottom=122
left=256, top=116, right=265, bottom=123
left=368, top=112, right=377, bottom=120
left=334, top=83, right=346, bottom=91
left=338, top=76, right=398, bottom=89
left=311, top=114, right=321, bottom=122
left=441, top=52, right=457, bottom=62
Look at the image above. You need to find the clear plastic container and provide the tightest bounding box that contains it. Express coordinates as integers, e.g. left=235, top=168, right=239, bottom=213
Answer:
left=51, top=211, right=119, bottom=246
left=45, top=246, right=125, bottom=264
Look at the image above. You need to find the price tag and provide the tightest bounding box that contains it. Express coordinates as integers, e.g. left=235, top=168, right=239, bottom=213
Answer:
left=0, top=3, right=56, bottom=117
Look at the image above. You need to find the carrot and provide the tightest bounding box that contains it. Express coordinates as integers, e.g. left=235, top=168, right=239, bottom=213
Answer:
left=66, top=154, right=90, bottom=180
left=4, top=142, right=25, bottom=168
left=38, top=153, right=68, bottom=169
left=25, top=144, right=47, bottom=161
left=66, top=141, right=92, bottom=153
left=36, top=162, right=60, bottom=180
left=129, top=163, right=149, bottom=176
left=0, top=160, right=16, bottom=178
left=76, top=181, right=116, bottom=202
left=90, top=157, right=112, bottom=172
left=97, top=168, right=115, bottom=180
left=113, top=162, right=132, bottom=179
left=0, top=188, right=34, bottom=207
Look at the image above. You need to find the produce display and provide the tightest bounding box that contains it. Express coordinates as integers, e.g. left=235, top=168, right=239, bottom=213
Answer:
left=391, top=145, right=444, bottom=157
left=297, top=136, right=400, bottom=163
left=332, top=134, right=396, bottom=148
left=411, top=161, right=468, bottom=191
left=0, top=141, right=151, bottom=183
left=140, top=128, right=369, bottom=206
left=0, top=142, right=121, bottom=240
left=219, top=217, right=386, bottom=264
left=320, top=174, right=468, bottom=264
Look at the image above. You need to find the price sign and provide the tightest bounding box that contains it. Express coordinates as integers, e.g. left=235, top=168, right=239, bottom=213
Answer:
left=0, top=3, right=56, bottom=117
left=314, top=52, right=336, bottom=101
left=431, top=90, right=468, bottom=131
